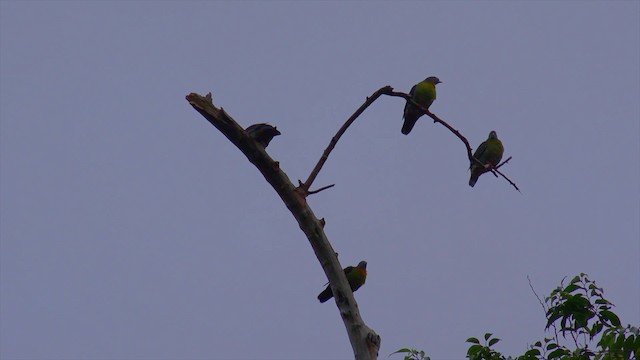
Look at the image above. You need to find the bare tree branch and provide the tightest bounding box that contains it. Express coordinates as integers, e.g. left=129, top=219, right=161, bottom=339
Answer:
left=299, top=86, right=393, bottom=194
left=385, top=90, right=520, bottom=191
left=492, top=167, right=521, bottom=193
left=385, top=90, right=475, bottom=162
left=483, top=157, right=519, bottom=192
left=186, top=92, right=380, bottom=360
left=185, top=84, right=518, bottom=358
left=299, top=86, right=519, bottom=192
left=308, top=183, right=336, bottom=195
left=297, top=86, right=519, bottom=194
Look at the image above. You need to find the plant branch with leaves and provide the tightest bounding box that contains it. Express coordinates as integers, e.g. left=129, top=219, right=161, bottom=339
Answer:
left=393, top=274, right=639, bottom=360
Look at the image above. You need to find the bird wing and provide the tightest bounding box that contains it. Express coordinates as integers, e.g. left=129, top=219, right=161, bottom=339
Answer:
left=409, top=84, right=417, bottom=97
left=485, top=139, right=504, bottom=166
left=471, top=140, right=489, bottom=168
left=322, top=265, right=355, bottom=287
left=343, top=266, right=355, bottom=275
left=403, top=84, right=418, bottom=116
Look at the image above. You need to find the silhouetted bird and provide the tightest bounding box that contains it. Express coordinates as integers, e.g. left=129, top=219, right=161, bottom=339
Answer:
left=318, top=261, right=367, bottom=303
left=245, top=123, right=281, bottom=148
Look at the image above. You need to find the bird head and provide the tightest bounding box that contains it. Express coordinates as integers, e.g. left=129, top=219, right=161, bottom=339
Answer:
left=425, top=76, right=442, bottom=84
left=357, top=261, right=367, bottom=269
left=489, top=130, right=498, bottom=139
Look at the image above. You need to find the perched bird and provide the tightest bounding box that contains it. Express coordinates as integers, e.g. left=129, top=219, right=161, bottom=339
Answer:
left=469, top=130, right=504, bottom=187
left=402, top=76, right=442, bottom=135
left=318, top=261, right=367, bottom=303
left=245, top=123, right=281, bottom=148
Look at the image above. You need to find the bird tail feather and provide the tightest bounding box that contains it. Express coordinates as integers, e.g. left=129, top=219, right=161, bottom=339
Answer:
left=317, top=287, right=333, bottom=303
left=469, top=175, right=478, bottom=187
left=401, top=119, right=417, bottom=135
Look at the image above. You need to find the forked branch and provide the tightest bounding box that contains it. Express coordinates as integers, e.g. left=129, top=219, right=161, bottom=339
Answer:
left=299, top=86, right=393, bottom=194
left=186, top=92, right=380, bottom=360
left=184, top=84, right=518, bottom=359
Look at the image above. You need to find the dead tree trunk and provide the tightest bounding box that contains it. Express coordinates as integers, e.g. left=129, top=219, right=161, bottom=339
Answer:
left=186, top=92, right=381, bottom=359
left=185, top=85, right=517, bottom=358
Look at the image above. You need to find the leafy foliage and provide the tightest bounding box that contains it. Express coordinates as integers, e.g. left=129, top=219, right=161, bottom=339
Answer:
left=392, top=274, right=639, bottom=360
left=466, top=333, right=503, bottom=360
left=389, top=348, right=430, bottom=360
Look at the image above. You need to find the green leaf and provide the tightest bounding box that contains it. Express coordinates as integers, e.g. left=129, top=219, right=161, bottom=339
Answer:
left=598, top=305, right=611, bottom=313
left=467, top=344, right=483, bottom=356
left=570, top=275, right=581, bottom=284
left=488, top=338, right=500, bottom=346
left=467, top=337, right=480, bottom=344
left=616, top=332, right=627, bottom=347
left=601, top=310, right=621, bottom=326
left=391, top=348, right=412, bottom=355
left=572, top=294, right=590, bottom=306
left=589, top=322, right=604, bottom=338
left=599, top=332, right=614, bottom=347
left=524, top=348, right=541, bottom=356
left=625, top=335, right=636, bottom=351
left=560, top=317, right=568, bottom=331
left=548, top=348, right=569, bottom=359
left=484, top=333, right=493, bottom=341
left=564, top=284, right=581, bottom=293
left=546, top=343, right=558, bottom=350
left=546, top=312, right=562, bottom=329
left=595, top=298, right=610, bottom=305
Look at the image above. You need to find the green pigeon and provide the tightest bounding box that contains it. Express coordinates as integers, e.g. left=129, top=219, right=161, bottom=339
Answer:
left=245, top=123, right=281, bottom=148
left=318, top=261, right=367, bottom=303
left=469, top=130, right=504, bottom=187
left=402, top=76, right=442, bottom=135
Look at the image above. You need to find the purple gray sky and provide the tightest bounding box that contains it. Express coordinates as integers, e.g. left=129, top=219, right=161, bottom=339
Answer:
left=1, top=2, right=638, bottom=359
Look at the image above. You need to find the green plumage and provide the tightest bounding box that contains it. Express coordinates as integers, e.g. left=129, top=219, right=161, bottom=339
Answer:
left=469, top=131, right=504, bottom=187
left=317, top=261, right=367, bottom=303
left=402, top=76, right=441, bottom=135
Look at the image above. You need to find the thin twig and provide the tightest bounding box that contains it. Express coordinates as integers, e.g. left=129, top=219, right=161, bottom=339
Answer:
left=569, top=331, right=579, bottom=348
left=496, top=156, right=512, bottom=169
left=488, top=156, right=520, bottom=192
left=529, top=275, right=561, bottom=344
left=308, top=184, right=336, bottom=195
left=528, top=275, right=547, bottom=315
left=300, top=86, right=393, bottom=194
left=493, top=167, right=521, bottom=193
